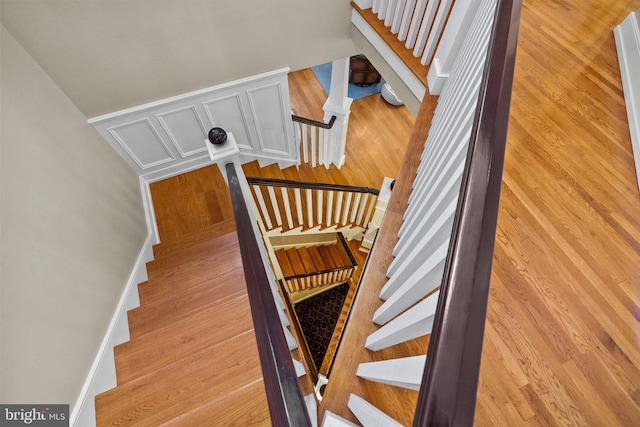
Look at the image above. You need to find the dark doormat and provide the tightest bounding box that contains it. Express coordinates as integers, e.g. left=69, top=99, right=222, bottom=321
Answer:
left=294, top=282, right=349, bottom=372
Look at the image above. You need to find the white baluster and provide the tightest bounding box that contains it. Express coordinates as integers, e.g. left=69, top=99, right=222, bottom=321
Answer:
left=284, top=325, right=298, bottom=351
left=326, top=190, right=334, bottom=226
left=391, top=0, right=407, bottom=34
left=342, top=192, right=353, bottom=225
left=384, top=0, right=396, bottom=27
left=311, top=126, right=317, bottom=167
left=351, top=192, right=363, bottom=223
left=356, top=355, right=426, bottom=390
left=372, top=0, right=382, bottom=14
left=252, top=185, right=273, bottom=229
left=366, top=290, right=439, bottom=350
left=306, top=189, right=314, bottom=226
left=413, top=0, right=439, bottom=57
left=302, top=123, right=309, bottom=164
left=354, top=193, right=367, bottom=224
left=378, top=0, right=389, bottom=20
left=362, top=195, right=377, bottom=227
left=389, top=195, right=457, bottom=281
left=334, top=192, right=345, bottom=223
left=281, top=187, right=293, bottom=229
left=374, top=239, right=448, bottom=324
left=421, top=0, right=455, bottom=65
left=317, top=190, right=323, bottom=225
left=294, top=188, right=303, bottom=226
left=405, top=0, right=428, bottom=50
left=398, top=0, right=416, bottom=40
left=293, top=359, right=306, bottom=378
left=267, top=186, right=282, bottom=227
left=319, top=127, right=325, bottom=166
left=348, top=394, right=403, bottom=427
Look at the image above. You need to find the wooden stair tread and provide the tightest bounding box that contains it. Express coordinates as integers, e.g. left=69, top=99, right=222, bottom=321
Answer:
left=275, top=248, right=295, bottom=278
left=297, top=246, right=321, bottom=272
left=96, top=331, right=263, bottom=427
left=285, top=248, right=307, bottom=276
left=145, top=231, right=240, bottom=279
left=152, top=219, right=236, bottom=258
left=127, top=267, right=247, bottom=338
left=164, top=379, right=270, bottom=426
left=138, top=237, right=243, bottom=306
left=115, top=295, right=253, bottom=384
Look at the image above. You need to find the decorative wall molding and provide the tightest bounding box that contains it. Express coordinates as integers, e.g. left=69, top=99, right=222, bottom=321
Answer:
left=614, top=10, right=640, bottom=192
left=89, top=68, right=298, bottom=179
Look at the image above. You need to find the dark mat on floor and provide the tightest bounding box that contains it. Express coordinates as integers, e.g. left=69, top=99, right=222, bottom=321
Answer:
left=294, top=282, right=349, bottom=372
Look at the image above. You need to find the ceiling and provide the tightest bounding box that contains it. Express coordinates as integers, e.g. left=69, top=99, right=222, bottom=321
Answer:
left=1, top=0, right=357, bottom=117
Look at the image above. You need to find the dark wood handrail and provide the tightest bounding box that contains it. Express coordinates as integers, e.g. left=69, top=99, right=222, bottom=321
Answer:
left=292, top=114, right=337, bottom=129
left=246, top=176, right=380, bottom=196
left=414, top=0, right=522, bottom=426
left=225, top=162, right=312, bottom=427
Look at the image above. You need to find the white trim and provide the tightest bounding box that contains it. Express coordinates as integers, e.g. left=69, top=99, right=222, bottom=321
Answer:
left=351, top=8, right=427, bottom=101
left=70, top=234, right=155, bottom=427
left=353, top=0, right=374, bottom=9
left=614, top=11, right=640, bottom=193
left=140, top=177, right=160, bottom=245
left=88, top=68, right=291, bottom=125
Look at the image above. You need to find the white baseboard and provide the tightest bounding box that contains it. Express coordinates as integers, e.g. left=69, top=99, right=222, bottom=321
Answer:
left=70, top=234, right=155, bottom=427
left=614, top=11, right=640, bottom=193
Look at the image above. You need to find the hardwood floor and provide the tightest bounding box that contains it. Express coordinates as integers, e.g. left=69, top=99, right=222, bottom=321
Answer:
left=476, top=0, right=640, bottom=425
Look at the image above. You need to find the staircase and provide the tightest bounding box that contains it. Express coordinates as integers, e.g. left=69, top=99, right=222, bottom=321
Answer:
left=94, top=221, right=288, bottom=426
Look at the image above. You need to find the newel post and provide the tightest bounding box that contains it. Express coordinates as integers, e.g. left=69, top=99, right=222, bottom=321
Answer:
left=205, top=127, right=242, bottom=183
left=323, top=58, right=353, bottom=168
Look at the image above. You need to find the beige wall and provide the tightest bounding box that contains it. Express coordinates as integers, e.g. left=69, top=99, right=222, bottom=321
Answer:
left=0, top=26, right=148, bottom=406
left=0, top=0, right=358, bottom=117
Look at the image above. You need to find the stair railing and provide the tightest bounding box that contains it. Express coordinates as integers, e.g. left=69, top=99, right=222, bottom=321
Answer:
left=292, top=114, right=336, bottom=167
left=246, top=176, right=380, bottom=238
left=334, top=0, right=521, bottom=424
left=225, top=162, right=312, bottom=427
left=415, top=0, right=521, bottom=423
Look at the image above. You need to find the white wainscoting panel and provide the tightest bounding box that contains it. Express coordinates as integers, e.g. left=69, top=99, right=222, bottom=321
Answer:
left=248, top=82, right=292, bottom=156
left=89, top=68, right=297, bottom=180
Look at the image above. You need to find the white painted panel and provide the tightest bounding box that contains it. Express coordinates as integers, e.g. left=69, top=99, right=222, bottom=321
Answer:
left=203, top=93, right=255, bottom=151
left=247, top=82, right=292, bottom=156
left=90, top=68, right=296, bottom=179
left=108, top=119, right=174, bottom=169
left=156, top=105, right=207, bottom=157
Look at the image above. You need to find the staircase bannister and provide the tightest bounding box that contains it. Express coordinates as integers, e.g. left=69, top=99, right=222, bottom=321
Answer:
left=225, top=162, right=312, bottom=427
left=247, top=176, right=379, bottom=195
left=292, top=114, right=337, bottom=167
left=414, top=0, right=521, bottom=425
left=292, top=114, right=337, bottom=129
